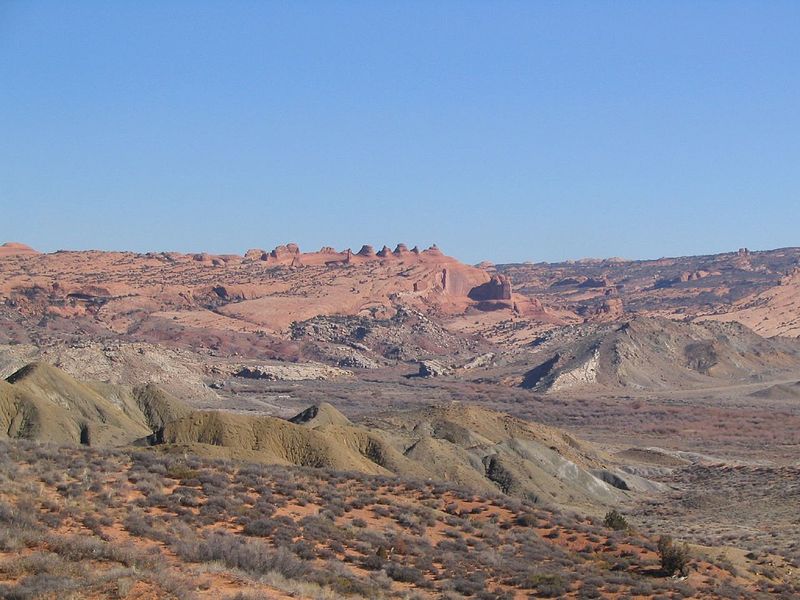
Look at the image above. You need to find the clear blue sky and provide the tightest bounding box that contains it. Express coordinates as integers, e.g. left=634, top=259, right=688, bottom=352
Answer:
left=1, top=2, right=798, bottom=264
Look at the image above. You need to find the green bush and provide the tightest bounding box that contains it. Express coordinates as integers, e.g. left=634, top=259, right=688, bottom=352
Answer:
left=603, top=510, right=629, bottom=531
left=657, top=535, right=690, bottom=576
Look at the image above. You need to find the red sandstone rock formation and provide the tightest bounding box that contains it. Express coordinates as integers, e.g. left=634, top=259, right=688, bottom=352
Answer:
left=0, top=243, right=553, bottom=340
left=244, top=249, right=268, bottom=261
left=0, top=242, right=38, bottom=257
left=467, top=274, right=512, bottom=301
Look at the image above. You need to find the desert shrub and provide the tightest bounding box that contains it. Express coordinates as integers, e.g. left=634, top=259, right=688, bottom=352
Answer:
left=198, top=470, right=228, bottom=487
left=0, top=501, right=39, bottom=533
left=603, top=509, right=629, bottom=531
left=385, top=562, right=424, bottom=584
left=452, top=572, right=487, bottom=596
left=242, top=519, right=275, bottom=537
left=47, top=534, right=156, bottom=570
left=518, top=572, right=566, bottom=596
left=360, top=552, right=385, bottom=571
left=0, top=574, right=81, bottom=600
left=176, top=531, right=309, bottom=580
left=164, top=464, right=200, bottom=481
left=657, top=535, right=690, bottom=576
left=311, top=560, right=380, bottom=597
left=543, top=529, right=559, bottom=539
left=291, top=540, right=316, bottom=560
left=577, top=583, right=602, bottom=599
left=124, top=510, right=155, bottom=538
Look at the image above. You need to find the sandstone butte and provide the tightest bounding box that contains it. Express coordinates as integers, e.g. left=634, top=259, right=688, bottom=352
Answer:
left=0, top=242, right=555, bottom=335
left=0, top=242, right=39, bottom=257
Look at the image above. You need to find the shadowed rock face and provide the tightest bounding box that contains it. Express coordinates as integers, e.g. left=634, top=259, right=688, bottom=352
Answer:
left=468, top=274, right=512, bottom=301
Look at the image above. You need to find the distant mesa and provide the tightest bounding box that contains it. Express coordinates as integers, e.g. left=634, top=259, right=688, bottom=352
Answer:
left=0, top=242, right=39, bottom=257
left=0, top=239, right=537, bottom=342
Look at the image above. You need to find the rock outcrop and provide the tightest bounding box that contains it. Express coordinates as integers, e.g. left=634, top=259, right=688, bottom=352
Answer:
left=244, top=248, right=268, bottom=261
left=0, top=242, right=549, bottom=347
left=468, top=274, right=512, bottom=301
left=234, top=363, right=352, bottom=381
left=521, top=317, right=800, bottom=392
left=418, top=360, right=450, bottom=377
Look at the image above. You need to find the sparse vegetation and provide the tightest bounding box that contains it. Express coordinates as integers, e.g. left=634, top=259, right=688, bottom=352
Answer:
left=0, top=440, right=782, bottom=599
